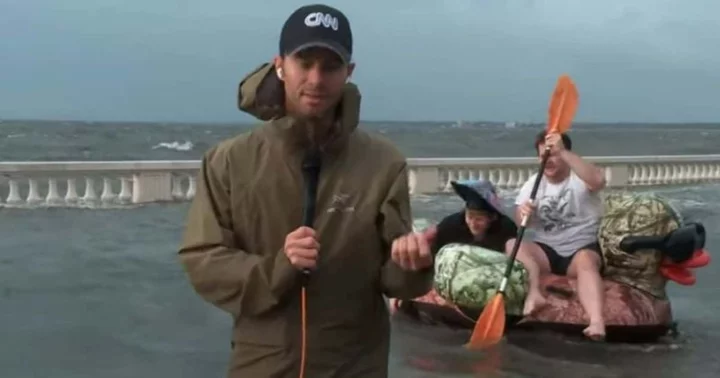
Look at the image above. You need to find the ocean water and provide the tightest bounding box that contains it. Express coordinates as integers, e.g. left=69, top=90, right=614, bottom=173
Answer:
left=1, top=120, right=719, bottom=378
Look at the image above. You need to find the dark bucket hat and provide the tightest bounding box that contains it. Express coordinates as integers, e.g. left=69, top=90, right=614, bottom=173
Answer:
left=450, top=179, right=512, bottom=223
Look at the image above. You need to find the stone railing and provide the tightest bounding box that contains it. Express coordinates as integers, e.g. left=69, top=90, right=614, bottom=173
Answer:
left=0, top=161, right=199, bottom=207
left=409, top=155, right=720, bottom=194
left=1, top=155, right=719, bottom=207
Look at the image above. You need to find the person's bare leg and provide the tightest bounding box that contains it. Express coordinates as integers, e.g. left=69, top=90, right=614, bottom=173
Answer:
left=505, top=239, right=550, bottom=316
left=567, top=249, right=605, bottom=340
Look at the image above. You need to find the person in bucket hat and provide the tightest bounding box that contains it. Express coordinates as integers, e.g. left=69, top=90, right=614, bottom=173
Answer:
left=430, top=179, right=518, bottom=254
left=388, top=179, right=517, bottom=314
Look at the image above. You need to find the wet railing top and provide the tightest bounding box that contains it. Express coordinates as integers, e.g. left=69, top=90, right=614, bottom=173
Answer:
left=3, top=154, right=720, bottom=174
left=0, top=160, right=200, bottom=174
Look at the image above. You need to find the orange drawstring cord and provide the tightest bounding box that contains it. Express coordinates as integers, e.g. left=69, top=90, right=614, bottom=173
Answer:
left=298, top=286, right=308, bottom=378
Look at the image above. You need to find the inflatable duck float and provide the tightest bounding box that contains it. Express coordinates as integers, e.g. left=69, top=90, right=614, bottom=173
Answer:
left=393, top=191, right=710, bottom=342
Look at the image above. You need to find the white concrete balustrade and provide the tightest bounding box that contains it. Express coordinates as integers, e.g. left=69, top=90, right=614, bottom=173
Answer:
left=0, top=161, right=199, bottom=207
left=408, top=155, right=720, bottom=194
left=1, top=155, right=719, bottom=207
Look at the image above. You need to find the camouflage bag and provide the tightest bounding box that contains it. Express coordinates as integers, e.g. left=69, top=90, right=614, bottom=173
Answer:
left=598, top=192, right=683, bottom=299
left=433, top=243, right=529, bottom=315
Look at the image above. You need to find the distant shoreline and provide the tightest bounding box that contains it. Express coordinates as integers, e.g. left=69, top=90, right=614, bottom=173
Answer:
left=2, top=118, right=720, bottom=128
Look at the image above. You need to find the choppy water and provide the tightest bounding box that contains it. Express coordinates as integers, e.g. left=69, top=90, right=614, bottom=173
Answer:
left=1, top=120, right=719, bottom=377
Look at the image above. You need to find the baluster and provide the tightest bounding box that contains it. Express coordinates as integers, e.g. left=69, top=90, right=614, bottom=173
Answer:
left=186, top=175, right=197, bottom=199
left=6, top=179, right=23, bottom=205
left=82, top=177, right=98, bottom=205
left=46, top=178, right=63, bottom=205
left=118, top=177, right=132, bottom=203
left=100, top=177, right=117, bottom=203
left=27, top=178, right=43, bottom=205
left=65, top=178, right=79, bottom=205
left=171, top=175, right=185, bottom=199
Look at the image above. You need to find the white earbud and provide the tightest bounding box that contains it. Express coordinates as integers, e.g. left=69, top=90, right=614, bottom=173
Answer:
left=276, top=68, right=283, bottom=80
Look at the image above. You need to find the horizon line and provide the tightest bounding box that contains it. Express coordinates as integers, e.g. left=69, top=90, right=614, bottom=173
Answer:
left=2, top=117, right=720, bottom=126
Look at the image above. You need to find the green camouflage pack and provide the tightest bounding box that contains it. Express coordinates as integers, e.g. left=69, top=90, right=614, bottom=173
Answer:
left=433, top=243, right=529, bottom=315
left=598, top=192, right=682, bottom=299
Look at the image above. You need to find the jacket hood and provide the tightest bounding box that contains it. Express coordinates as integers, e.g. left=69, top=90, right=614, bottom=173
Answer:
left=236, top=62, right=361, bottom=153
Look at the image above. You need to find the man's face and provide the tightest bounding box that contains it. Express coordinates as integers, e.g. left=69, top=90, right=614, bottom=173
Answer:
left=537, top=142, right=569, bottom=179
left=465, top=209, right=495, bottom=237
left=275, top=47, right=355, bottom=118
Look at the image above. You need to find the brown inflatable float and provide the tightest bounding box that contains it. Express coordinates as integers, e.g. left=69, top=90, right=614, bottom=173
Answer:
left=392, top=192, right=711, bottom=343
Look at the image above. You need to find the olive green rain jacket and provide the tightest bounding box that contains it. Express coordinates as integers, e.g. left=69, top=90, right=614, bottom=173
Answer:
left=178, top=63, right=433, bottom=378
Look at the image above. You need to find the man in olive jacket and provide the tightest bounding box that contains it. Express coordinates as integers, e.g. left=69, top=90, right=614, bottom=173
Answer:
left=178, top=4, right=435, bottom=378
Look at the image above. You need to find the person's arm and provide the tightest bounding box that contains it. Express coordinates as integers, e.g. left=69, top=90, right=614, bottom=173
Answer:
left=378, top=163, right=433, bottom=300
left=178, top=146, right=298, bottom=318
left=514, top=177, right=533, bottom=224
left=559, top=149, right=606, bottom=192
left=430, top=215, right=455, bottom=256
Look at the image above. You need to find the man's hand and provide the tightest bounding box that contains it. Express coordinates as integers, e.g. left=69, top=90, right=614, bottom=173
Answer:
left=283, top=226, right=319, bottom=270
left=518, top=200, right=536, bottom=221
left=545, top=132, right=565, bottom=155
left=391, top=226, right=437, bottom=271
left=545, top=131, right=607, bottom=191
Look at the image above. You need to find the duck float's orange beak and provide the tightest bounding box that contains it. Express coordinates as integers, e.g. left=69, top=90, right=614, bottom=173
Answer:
left=659, top=249, right=711, bottom=285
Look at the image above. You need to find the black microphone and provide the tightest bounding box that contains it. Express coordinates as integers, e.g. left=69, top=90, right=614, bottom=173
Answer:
left=300, top=150, right=321, bottom=281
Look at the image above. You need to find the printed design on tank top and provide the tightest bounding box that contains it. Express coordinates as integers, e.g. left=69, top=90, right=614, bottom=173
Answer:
left=537, top=186, right=576, bottom=232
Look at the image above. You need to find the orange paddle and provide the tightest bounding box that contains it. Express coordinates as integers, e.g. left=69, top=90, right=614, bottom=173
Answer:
left=466, top=74, right=579, bottom=349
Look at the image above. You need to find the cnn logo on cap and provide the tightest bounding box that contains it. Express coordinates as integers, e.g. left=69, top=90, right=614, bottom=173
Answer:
left=304, top=12, right=339, bottom=31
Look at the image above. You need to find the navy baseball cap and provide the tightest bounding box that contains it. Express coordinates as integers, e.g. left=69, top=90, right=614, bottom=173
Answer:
left=279, top=4, right=353, bottom=64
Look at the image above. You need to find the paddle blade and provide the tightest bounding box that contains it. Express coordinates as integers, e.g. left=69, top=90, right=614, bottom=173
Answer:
left=547, top=74, right=579, bottom=134
left=466, top=294, right=506, bottom=349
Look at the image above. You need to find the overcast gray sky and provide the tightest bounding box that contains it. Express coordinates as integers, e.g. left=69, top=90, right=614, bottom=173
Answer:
left=1, top=0, right=719, bottom=123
